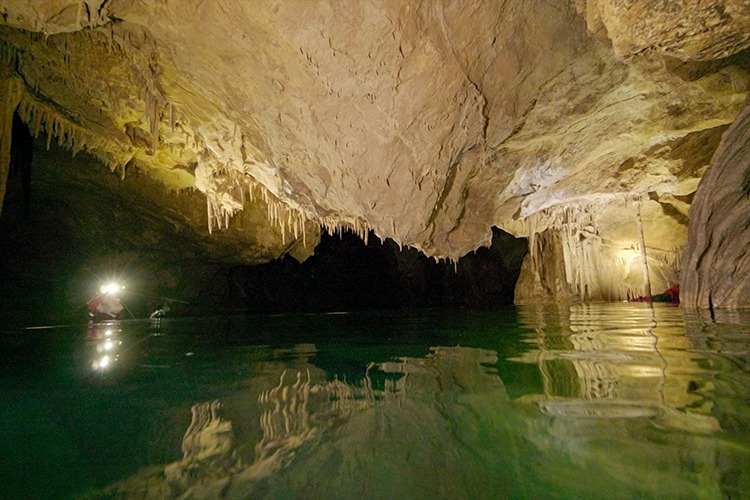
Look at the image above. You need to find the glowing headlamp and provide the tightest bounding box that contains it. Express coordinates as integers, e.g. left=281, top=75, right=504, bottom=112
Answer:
left=100, top=283, right=124, bottom=294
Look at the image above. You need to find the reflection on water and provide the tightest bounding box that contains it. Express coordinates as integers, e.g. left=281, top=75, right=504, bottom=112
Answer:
left=86, top=322, right=124, bottom=372
left=1, top=304, right=749, bottom=498
left=514, top=304, right=721, bottom=432
left=163, top=368, right=392, bottom=496
left=507, top=304, right=750, bottom=499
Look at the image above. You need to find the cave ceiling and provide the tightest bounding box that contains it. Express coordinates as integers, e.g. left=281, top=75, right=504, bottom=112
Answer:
left=1, top=0, right=749, bottom=264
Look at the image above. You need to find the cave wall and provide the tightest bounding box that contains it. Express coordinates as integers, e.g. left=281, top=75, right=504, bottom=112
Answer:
left=682, top=95, right=750, bottom=309
left=1, top=1, right=750, bottom=308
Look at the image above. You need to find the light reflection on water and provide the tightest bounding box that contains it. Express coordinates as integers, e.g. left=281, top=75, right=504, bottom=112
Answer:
left=1, top=304, right=749, bottom=499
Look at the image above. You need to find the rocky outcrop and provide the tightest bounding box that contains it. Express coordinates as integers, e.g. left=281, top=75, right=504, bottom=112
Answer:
left=1, top=1, right=749, bottom=306
left=575, top=0, right=750, bottom=61
left=682, top=95, right=750, bottom=309
left=499, top=47, right=746, bottom=303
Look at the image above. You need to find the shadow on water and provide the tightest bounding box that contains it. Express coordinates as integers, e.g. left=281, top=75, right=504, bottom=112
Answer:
left=1, top=304, right=749, bottom=499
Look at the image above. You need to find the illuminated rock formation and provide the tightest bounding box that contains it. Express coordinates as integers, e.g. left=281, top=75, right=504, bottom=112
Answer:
left=0, top=1, right=749, bottom=306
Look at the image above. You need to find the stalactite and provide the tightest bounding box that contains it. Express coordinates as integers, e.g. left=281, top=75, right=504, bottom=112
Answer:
left=45, top=121, right=53, bottom=151
left=143, top=89, right=161, bottom=152
left=527, top=212, right=541, bottom=284
left=206, top=196, right=214, bottom=235
left=0, top=42, right=18, bottom=71
left=169, top=102, right=176, bottom=131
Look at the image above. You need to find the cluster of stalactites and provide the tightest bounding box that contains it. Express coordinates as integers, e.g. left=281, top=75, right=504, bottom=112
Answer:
left=2, top=20, right=174, bottom=173
left=5, top=32, right=378, bottom=252
left=319, top=214, right=372, bottom=246
left=252, top=178, right=376, bottom=248
left=15, top=93, right=134, bottom=176
left=521, top=196, right=677, bottom=302
left=17, top=96, right=90, bottom=155
left=524, top=204, right=605, bottom=301
left=199, top=158, right=376, bottom=250
left=12, top=81, right=373, bottom=252
left=250, top=180, right=311, bottom=247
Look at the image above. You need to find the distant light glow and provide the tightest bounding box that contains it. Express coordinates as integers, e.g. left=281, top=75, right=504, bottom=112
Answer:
left=104, top=341, right=113, bottom=350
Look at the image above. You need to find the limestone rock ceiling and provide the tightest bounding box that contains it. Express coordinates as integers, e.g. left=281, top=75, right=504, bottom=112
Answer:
left=1, top=1, right=749, bottom=268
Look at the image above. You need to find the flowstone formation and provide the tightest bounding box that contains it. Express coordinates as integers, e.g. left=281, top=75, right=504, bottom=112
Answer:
left=1, top=1, right=749, bottom=306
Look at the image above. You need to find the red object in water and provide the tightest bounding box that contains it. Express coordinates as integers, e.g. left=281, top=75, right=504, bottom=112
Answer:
left=87, top=293, right=107, bottom=311
left=664, top=285, right=680, bottom=303
left=630, top=285, right=680, bottom=304
left=87, top=293, right=124, bottom=321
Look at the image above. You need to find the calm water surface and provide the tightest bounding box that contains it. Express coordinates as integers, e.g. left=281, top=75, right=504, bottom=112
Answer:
left=1, top=303, right=749, bottom=499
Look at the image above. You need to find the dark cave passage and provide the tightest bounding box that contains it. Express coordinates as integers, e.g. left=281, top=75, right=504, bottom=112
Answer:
left=209, top=228, right=528, bottom=314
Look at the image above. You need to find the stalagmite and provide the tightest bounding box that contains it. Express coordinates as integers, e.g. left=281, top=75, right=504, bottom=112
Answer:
left=0, top=78, right=22, bottom=216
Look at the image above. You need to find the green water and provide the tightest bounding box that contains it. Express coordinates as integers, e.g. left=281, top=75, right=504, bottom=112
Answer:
left=1, top=303, right=749, bottom=499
